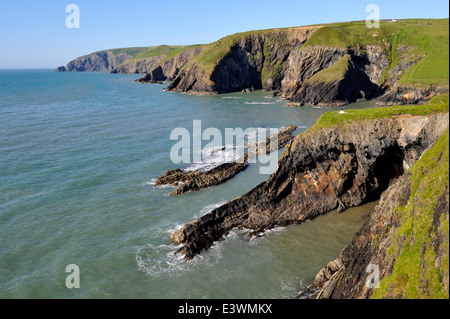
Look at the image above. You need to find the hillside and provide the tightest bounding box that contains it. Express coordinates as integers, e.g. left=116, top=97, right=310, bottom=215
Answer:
left=165, top=18, right=448, bottom=106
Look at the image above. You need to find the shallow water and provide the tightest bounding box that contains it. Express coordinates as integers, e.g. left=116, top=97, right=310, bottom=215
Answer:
left=0, top=70, right=379, bottom=298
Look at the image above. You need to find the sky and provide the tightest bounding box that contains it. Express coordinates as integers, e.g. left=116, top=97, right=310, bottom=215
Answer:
left=0, top=0, right=448, bottom=69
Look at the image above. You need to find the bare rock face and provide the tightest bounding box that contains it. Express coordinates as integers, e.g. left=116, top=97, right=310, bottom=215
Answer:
left=169, top=113, right=449, bottom=260
left=59, top=51, right=133, bottom=72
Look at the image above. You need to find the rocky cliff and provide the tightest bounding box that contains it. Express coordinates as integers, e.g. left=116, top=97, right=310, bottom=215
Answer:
left=169, top=97, right=449, bottom=263
left=56, top=50, right=133, bottom=72
left=300, top=127, right=449, bottom=299
left=165, top=19, right=448, bottom=106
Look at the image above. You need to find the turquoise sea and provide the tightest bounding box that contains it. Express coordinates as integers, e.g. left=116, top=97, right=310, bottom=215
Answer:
left=0, top=69, right=378, bottom=298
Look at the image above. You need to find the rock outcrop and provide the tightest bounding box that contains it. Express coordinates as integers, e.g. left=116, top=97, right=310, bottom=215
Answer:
left=57, top=51, right=133, bottom=72
left=170, top=112, right=449, bottom=260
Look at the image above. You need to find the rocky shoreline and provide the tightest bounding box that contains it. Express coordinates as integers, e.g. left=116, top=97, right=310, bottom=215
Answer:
left=169, top=112, right=448, bottom=262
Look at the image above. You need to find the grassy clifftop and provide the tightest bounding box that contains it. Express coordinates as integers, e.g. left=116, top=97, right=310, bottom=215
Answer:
left=303, top=19, right=449, bottom=87
left=311, top=94, right=449, bottom=130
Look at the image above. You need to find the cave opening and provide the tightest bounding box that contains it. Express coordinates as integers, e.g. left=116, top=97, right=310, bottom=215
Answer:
left=365, top=145, right=405, bottom=202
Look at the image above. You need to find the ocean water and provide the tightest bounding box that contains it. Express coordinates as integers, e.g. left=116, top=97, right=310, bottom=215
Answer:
left=0, top=69, right=378, bottom=298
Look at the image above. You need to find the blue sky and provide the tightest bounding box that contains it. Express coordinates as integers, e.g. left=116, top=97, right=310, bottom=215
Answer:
left=0, top=0, right=448, bottom=69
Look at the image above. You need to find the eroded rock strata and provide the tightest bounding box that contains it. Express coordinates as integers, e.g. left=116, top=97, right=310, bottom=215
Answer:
left=170, top=113, right=449, bottom=260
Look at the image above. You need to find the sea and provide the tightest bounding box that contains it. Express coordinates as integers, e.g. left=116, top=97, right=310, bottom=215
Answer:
left=0, top=69, right=379, bottom=298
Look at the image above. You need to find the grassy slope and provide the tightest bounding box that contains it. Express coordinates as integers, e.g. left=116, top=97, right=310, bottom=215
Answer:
left=305, top=54, right=351, bottom=84
left=303, top=19, right=449, bottom=87
left=133, top=45, right=204, bottom=60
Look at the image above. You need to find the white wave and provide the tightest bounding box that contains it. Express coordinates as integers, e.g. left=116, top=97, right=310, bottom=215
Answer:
left=143, top=178, right=157, bottom=186
left=143, top=178, right=176, bottom=189
left=194, top=201, right=227, bottom=219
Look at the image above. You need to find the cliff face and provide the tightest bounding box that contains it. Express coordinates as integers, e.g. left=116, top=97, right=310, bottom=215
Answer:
left=170, top=108, right=449, bottom=259
left=136, top=46, right=206, bottom=83
left=57, top=51, right=133, bottom=72
left=166, top=27, right=322, bottom=94
left=165, top=31, right=394, bottom=105
left=301, top=128, right=449, bottom=299
left=164, top=20, right=448, bottom=106
left=110, top=56, right=164, bottom=74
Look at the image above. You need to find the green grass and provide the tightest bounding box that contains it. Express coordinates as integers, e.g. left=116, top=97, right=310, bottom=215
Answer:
left=303, top=19, right=449, bottom=87
left=371, top=126, right=449, bottom=299
left=305, top=54, right=351, bottom=84
left=309, top=94, right=449, bottom=131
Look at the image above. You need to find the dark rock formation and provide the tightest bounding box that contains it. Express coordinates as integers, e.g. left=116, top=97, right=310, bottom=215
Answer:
left=167, top=27, right=320, bottom=94
left=57, top=51, right=133, bottom=72
left=162, top=162, right=249, bottom=196
left=169, top=113, right=449, bottom=260
left=167, top=37, right=392, bottom=106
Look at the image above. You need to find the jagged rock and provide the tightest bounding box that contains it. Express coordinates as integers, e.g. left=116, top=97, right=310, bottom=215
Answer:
left=170, top=113, right=449, bottom=259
